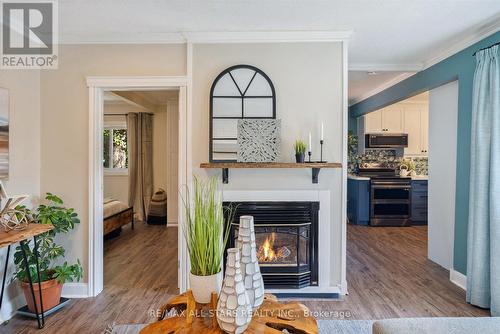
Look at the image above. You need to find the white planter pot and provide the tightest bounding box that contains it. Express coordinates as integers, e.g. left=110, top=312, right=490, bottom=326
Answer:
left=189, top=271, right=223, bottom=304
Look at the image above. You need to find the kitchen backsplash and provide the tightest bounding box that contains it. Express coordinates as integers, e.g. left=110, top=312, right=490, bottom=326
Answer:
left=348, top=149, right=428, bottom=175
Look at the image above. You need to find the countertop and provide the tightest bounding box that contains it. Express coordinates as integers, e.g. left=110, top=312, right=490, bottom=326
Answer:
left=348, top=174, right=428, bottom=181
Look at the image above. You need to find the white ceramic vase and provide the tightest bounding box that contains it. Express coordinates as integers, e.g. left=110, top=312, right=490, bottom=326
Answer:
left=236, top=215, right=264, bottom=310
left=189, top=271, right=223, bottom=304
left=217, top=248, right=252, bottom=334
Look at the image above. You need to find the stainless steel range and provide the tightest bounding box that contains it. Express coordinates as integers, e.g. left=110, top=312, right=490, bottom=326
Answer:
left=358, top=167, right=411, bottom=227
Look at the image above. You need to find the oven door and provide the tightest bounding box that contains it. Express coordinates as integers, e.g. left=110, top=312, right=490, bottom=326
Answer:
left=370, top=182, right=411, bottom=226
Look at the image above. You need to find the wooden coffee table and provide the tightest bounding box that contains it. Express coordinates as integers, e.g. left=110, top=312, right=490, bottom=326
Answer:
left=140, top=290, right=318, bottom=333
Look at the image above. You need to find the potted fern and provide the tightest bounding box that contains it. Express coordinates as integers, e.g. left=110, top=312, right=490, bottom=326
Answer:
left=294, top=140, right=307, bottom=163
left=182, top=177, right=231, bottom=303
left=13, top=193, right=83, bottom=312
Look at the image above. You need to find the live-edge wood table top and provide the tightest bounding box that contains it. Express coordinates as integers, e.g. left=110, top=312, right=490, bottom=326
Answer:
left=0, top=224, right=54, bottom=248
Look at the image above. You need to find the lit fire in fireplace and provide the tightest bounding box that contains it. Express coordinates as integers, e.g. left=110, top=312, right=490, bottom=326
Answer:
left=257, top=232, right=292, bottom=263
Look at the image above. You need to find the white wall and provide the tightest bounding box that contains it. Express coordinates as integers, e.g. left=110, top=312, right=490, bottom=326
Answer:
left=192, top=42, right=345, bottom=289
left=40, top=44, right=186, bottom=284
left=152, top=101, right=178, bottom=224
left=428, top=81, right=458, bottom=269
left=0, top=70, right=41, bottom=322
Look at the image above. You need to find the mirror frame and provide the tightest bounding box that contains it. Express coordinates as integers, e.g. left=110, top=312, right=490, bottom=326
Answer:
left=209, top=64, right=276, bottom=162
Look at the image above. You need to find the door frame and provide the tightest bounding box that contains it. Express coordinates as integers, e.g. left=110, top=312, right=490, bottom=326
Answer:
left=86, top=76, right=190, bottom=297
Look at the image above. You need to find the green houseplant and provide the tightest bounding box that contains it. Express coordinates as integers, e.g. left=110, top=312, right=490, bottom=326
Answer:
left=13, top=193, right=83, bottom=312
left=182, top=177, right=232, bottom=303
left=294, top=140, right=307, bottom=163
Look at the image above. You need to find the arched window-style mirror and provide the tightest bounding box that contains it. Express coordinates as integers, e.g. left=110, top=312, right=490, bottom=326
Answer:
left=209, top=64, right=276, bottom=162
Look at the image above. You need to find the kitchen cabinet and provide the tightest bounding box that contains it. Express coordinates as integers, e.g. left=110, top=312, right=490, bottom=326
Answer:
left=411, top=180, right=428, bottom=224
left=402, top=106, right=428, bottom=156
left=347, top=178, right=370, bottom=225
left=364, top=111, right=383, bottom=133
left=364, top=107, right=403, bottom=133
left=359, top=99, right=428, bottom=156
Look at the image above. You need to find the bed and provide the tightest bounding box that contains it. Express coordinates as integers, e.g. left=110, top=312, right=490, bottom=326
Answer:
left=103, top=198, right=134, bottom=236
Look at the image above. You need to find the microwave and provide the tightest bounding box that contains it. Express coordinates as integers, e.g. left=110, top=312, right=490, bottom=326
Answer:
left=365, top=133, right=408, bottom=148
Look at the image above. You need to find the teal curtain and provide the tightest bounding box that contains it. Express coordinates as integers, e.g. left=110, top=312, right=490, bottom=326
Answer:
left=467, top=45, right=500, bottom=315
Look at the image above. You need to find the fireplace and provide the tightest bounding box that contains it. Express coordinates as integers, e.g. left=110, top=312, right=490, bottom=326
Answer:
left=224, top=201, right=319, bottom=289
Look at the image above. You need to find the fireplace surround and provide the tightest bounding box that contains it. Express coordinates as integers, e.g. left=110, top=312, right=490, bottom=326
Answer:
left=224, top=201, right=319, bottom=289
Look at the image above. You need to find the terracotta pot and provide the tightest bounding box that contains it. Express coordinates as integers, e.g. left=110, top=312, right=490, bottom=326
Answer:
left=21, top=278, right=62, bottom=313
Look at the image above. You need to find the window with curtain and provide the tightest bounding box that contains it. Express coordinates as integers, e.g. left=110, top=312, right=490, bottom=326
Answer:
left=103, top=127, right=128, bottom=174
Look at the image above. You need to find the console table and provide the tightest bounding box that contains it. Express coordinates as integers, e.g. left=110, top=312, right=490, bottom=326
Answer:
left=0, top=224, right=54, bottom=329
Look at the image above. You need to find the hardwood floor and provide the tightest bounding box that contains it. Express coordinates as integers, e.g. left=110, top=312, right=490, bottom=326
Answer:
left=1, top=223, right=488, bottom=333
left=301, top=225, right=489, bottom=320
left=1, top=223, right=178, bottom=334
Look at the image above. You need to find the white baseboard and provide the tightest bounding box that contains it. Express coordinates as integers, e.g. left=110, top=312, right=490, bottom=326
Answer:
left=61, top=283, right=89, bottom=298
left=450, top=269, right=467, bottom=290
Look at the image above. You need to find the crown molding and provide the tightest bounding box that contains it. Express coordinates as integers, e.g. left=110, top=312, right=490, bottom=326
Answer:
left=349, top=63, right=423, bottom=72
left=60, top=32, right=187, bottom=44
left=60, top=30, right=352, bottom=45
left=349, top=72, right=416, bottom=106
left=182, top=30, right=352, bottom=43
left=422, top=13, right=500, bottom=69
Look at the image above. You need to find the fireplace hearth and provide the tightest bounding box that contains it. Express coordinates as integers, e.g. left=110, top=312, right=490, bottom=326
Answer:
left=224, top=201, right=319, bottom=289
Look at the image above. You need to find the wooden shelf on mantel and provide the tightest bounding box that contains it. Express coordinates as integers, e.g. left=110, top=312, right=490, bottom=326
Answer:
left=200, top=162, right=342, bottom=184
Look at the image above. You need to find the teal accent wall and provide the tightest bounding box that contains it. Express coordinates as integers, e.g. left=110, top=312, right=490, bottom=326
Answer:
left=349, top=31, right=500, bottom=275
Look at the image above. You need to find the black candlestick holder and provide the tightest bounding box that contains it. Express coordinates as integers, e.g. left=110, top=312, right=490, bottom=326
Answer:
left=308, top=151, right=312, bottom=162
left=319, top=140, right=325, bottom=162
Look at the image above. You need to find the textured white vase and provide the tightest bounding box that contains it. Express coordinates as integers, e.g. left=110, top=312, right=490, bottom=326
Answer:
left=189, top=271, right=223, bottom=304
left=217, top=248, right=252, bottom=334
left=236, top=215, right=265, bottom=310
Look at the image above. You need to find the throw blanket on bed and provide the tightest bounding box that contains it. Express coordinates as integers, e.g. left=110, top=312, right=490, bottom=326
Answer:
left=103, top=198, right=129, bottom=219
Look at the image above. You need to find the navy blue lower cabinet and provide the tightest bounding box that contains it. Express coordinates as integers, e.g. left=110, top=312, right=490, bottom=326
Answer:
left=347, top=178, right=370, bottom=225
left=411, top=180, right=428, bottom=225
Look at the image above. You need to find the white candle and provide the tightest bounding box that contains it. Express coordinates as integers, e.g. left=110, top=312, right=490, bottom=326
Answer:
left=308, top=132, right=312, bottom=152
left=321, top=123, right=324, bottom=141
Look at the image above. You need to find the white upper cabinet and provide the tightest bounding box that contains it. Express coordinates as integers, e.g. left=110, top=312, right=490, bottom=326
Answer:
left=420, top=107, right=429, bottom=154
left=403, top=106, right=423, bottom=155
left=364, top=110, right=383, bottom=133
left=382, top=107, right=403, bottom=132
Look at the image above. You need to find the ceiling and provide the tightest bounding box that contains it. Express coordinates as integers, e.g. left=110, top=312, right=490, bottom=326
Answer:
left=348, top=71, right=415, bottom=105
left=61, top=1, right=500, bottom=103
left=104, top=90, right=179, bottom=111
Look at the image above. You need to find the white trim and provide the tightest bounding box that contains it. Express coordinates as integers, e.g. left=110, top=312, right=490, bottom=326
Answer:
left=183, top=31, right=352, bottom=43
left=349, top=63, right=423, bottom=72
left=61, top=283, right=89, bottom=298
left=87, top=76, right=189, bottom=297
left=62, top=30, right=352, bottom=45
left=450, top=269, right=467, bottom=291
left=103, top=168, right=128, bottom=176
left=340, top=40, right=349, bottom=295
left=423, top=14, right=500, bottom=69
left=349, top=72, right=417, bottom=106
left=86, top=76, right=188, bottom=88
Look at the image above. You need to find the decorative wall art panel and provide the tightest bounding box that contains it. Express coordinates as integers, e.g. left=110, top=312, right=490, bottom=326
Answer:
left=237, top=119, right=281, bottom=162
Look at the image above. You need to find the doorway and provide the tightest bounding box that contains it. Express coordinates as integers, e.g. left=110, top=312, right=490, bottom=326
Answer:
left=87, top=77, right=189, bottom=298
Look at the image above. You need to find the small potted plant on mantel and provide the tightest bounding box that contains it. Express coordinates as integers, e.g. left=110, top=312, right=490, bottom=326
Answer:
left=13, top=193, right=83, bottom=313
left=182, top=177, right=232, bottom=303
left=294, top=140, right=307, bottom=163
